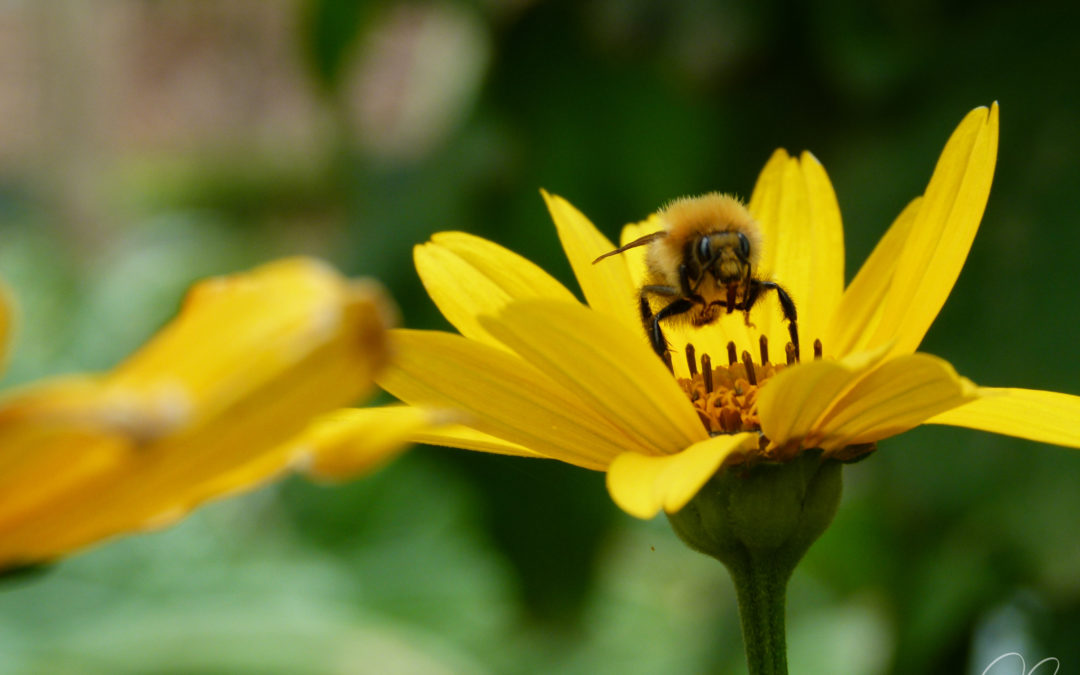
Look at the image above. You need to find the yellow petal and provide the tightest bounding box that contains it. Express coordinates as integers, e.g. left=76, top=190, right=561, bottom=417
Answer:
left=414, top=231, right=577, bottom=348
left=799, top=151, right=846, bottom=343
left=812, top=353, right=977, bottom=450
left=377, top=328, right=642, bottom=469
left=872, top=104, right=999, bottom=357
left=926, top=387, right=1080, bottom=448
left=411, top=421, right=546, bottom=460
left=758, top=357, right=869, bottom=450
left=747, top=150, right=845, bottom=349
left=543, top=190, right=642, bottom=333
left=757, top=345, right=891, bottom=450
left=482, top=300, right=706, bottom=454
left=606, top=433, right=759, bottom=519
left=746, top=149, right=790, bottom=348
left=747, top=149, right=788, bottom=238
left=0, top=258, right=395, bottom=566
left=826, top=197, right=922, bottom=357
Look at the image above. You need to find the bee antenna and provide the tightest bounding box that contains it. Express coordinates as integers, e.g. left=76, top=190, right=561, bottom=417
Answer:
left=591, top=231, right=666, bottom=264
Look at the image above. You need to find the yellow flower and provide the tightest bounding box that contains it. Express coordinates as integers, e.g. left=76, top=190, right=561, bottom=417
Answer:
left=0, top=258, right=402, bottom=568
left=323, top=103, right=1080, bottom=520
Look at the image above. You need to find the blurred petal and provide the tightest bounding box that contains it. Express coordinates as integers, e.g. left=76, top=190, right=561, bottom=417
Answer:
left=0, top=377, right=131, bottom=538
left=747, top=150, right=844, bottom=348
left=109, top=258, right=393, bottom=428
left=0, top=258, right=395, bottom=566
left=0, top=280, right=15, bottom=376
left=927, top=387, right=1080, bottom=448
left=482, top=300, right=707, bottom=454
left=543, top=190, right=642, bottom=333
left=826, top=197, right=922, bottom=357
left=414, top=231, right=577, bottom=348
left=377, top=328, right=640, bottom=469
left=813, top=353, right=977, bottom=450
left=607, top=433, right=758, bottom=519
left=872, top=104, right=999, bottom=357
left=284, top=406, right=426, bottom=481
left=289, top=405, right=548, bottom=482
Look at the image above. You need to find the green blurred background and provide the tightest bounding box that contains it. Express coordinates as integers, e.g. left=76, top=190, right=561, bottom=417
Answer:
left=1, top=1, right=1078, bottom=673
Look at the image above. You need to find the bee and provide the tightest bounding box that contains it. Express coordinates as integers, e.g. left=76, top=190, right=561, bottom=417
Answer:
left=593, top=193, right=799, bottom=363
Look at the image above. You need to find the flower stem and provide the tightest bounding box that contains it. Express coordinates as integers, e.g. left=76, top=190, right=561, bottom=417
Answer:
left=666, top=451, right=843, bottom=675
left=727, top=550, right=791, bottom=675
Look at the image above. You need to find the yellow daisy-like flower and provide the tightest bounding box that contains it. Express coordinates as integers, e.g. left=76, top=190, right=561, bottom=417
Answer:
left=327, top=103, right=1080, bottom=520
left=0, top=258, right=405, bottom=569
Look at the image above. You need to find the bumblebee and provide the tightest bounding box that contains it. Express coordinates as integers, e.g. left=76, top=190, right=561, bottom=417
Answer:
left=593, top=193, right=799, bottom=363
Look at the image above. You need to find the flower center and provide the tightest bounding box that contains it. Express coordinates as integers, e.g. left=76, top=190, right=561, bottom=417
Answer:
left=677, top=336, right=822, bottom=436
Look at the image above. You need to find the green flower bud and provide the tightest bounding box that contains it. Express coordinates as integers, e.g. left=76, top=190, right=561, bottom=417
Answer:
left=667, top=449, right=842, bottom=569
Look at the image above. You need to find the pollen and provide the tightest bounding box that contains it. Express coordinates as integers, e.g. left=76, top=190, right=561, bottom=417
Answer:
left=678, top=337, right=790, bottom=436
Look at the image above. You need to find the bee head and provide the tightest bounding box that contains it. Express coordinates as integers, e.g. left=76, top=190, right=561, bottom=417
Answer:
left=689, top=231, right=752, bottom=286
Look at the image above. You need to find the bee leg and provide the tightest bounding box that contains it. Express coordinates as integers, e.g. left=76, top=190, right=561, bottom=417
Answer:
left=726, top=285, right=738, bottom=315
left=638, top=289, right=677, bottom=356
left=732, top=283, right=756, bottom=327
left=640, top=294, right=695, bottom=360
left=646, top=284, right=705, bottom=309
left=756, top=280, right=800, bottom=361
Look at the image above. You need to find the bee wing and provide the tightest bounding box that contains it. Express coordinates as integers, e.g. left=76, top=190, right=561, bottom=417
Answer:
left=592, top=231, right=666, bottom=264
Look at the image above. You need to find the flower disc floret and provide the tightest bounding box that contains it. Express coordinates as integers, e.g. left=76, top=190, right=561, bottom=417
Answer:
left=679, top=341, right=783, bottom=437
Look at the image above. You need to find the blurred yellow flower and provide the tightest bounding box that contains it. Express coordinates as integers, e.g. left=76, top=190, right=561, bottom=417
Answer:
left=0, top=258, right=402, bottom=569
left=322, top=103, right=1080, bottom=519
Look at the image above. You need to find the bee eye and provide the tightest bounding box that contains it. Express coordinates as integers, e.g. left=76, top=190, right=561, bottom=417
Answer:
left=736, top=232, right=751, bottom=261
left=697, top=237, right=712, bottom=261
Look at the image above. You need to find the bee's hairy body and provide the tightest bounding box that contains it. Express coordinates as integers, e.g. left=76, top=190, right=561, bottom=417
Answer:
left=594, top=193, right=799, bottom=364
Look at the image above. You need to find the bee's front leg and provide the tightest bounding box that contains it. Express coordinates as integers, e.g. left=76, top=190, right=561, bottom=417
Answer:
left=725, top=285, right=738, bottom=315
left=745, top=280, right=799, bottom=361
left=738, top=283, right=760, bottom=328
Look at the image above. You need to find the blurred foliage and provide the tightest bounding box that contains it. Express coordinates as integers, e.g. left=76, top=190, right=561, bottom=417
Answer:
left=1, top=0, right=1079, bottom=673
left=301, top=0, right=381, bottom=92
